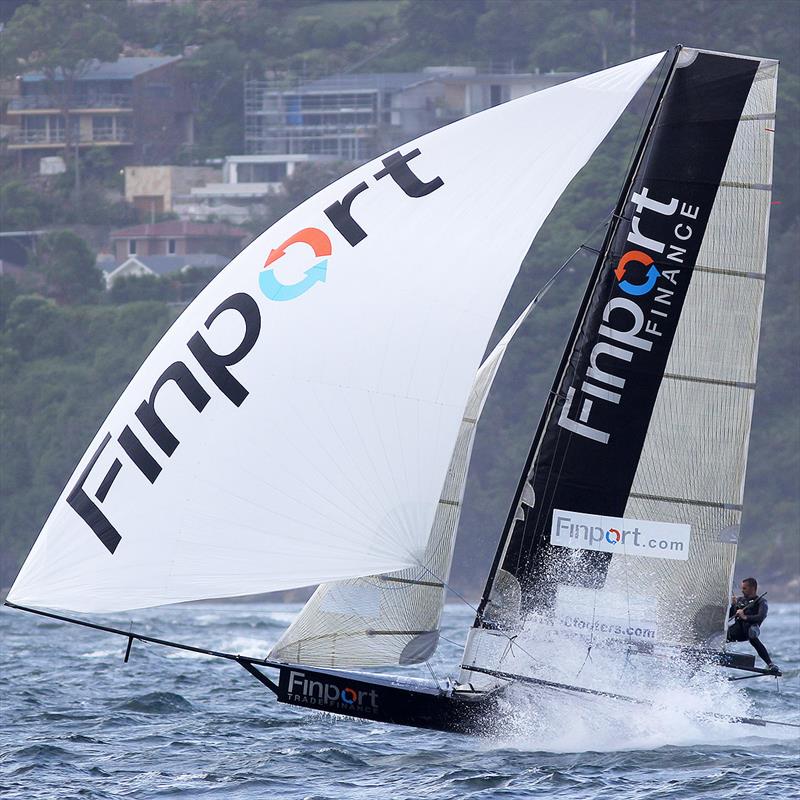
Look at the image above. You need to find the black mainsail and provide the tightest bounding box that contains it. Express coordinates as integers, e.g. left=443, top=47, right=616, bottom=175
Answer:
left=462, top=47, right=778, bottom=692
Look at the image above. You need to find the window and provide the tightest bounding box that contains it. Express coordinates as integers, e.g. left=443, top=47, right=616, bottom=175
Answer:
left=168, top=239, right=176, bottom=254
left=92, top=115, right=114, bottom=141
left=239, top=162, right=286, bottom=183
left=23, top=116, right=47, bottom=143
left=43, top=115, right=80, bottom=143
left=116, top=117, right=131, bottom=142
left=129, top=239, right=137, bottom=255
left=143, top=83, right=171, bottom=98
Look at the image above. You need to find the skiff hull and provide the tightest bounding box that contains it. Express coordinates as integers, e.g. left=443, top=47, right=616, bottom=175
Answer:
left=273, top=663, right=499, bottom=734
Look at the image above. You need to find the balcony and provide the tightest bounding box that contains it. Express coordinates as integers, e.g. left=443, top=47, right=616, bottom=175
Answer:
left=7, top=93, right=133, bottom=112
left=7, top=129, right=132, bottom=148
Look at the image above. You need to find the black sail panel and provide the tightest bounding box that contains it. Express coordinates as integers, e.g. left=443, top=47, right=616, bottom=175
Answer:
left=479, top=50, right=760, bottom=626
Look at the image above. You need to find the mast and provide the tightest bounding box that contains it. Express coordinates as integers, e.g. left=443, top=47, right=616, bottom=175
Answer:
left=475, top=46, right=684, bottom=622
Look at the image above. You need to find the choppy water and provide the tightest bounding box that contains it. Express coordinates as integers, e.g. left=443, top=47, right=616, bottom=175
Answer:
left=1, top=601, right=798, bottom=799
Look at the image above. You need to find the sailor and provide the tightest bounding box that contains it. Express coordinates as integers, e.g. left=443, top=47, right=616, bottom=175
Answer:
left=727, top=577, right=778, bottom=672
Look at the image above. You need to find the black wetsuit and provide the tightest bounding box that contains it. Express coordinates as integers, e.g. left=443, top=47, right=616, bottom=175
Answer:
left=727, top=595, right=772, bottom=666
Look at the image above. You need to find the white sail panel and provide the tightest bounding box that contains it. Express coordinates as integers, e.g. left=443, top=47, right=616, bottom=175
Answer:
left=8, top=53, right=664, bottom=614
left=669, top=271, right=764, bottom=384
left=269, top=297, right=538, bottom=667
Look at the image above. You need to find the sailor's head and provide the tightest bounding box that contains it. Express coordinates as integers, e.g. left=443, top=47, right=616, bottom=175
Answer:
left=741, top=577, right=758, bottom=598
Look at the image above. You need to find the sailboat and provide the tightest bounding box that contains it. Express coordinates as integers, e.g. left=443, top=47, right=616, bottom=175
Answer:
left=6, top=45, right=792, bottom=734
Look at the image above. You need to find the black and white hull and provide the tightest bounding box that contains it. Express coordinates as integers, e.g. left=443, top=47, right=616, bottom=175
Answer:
left=270, top=663, right=499, bottom=734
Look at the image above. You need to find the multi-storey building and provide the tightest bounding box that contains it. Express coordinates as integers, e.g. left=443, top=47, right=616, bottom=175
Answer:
left=6, top=56, right=194, bottom=170
left=244, top=66, right=581, bottom=160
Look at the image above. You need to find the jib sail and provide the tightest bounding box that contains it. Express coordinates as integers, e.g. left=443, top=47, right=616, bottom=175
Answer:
left=462, top=48, right=778, bottom=688
left=270, top=296, right=540, bottom=668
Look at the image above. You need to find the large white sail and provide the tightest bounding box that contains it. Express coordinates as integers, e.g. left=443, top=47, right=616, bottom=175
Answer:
left=269, top=297, right=539, bottom=667
left=8, top=53, right=664, bottom=614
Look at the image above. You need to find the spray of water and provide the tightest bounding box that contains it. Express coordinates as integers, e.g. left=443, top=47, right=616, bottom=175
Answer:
left=476, top=636, right=795, bottom=752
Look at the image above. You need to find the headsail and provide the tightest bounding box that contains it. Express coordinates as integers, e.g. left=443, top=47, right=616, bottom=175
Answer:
left=270, top=296, right=540, bottom=668
left=8, top=53, right=664, bottom=615
left=461, top=48, right=778, bottom=689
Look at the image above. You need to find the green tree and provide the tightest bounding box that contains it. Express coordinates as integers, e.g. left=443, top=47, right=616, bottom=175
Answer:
left=0, top=179, right=53, bottom=229
left=3, top=294, right=70, bottom=359
left=35, top=231, right=103, bottom=305
left=399, top=0, right=485, bottom=58
left=0, top=275, right=20, bottom=329
left=109, top=273, right=170, bottom=304
left=474, top=0, right=538, bottom=67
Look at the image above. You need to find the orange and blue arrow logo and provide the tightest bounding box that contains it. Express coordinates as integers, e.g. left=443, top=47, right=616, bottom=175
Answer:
left=260, top=227, right=333, bottom=302
left=614, top=250, right=660, bottom=296
left=605, top=528, right=621, bottom=544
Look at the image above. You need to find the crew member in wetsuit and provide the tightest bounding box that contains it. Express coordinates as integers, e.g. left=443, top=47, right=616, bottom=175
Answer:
left=727, top=577, right=778, bottom=672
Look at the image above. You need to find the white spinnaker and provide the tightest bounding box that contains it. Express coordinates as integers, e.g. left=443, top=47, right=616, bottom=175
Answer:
left=269, top=297, right=539, bottom=668
left=8, top=53, right=664, bottom=614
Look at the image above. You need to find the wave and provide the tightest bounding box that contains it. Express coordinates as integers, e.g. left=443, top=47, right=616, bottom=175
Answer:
left=116, top=691, right=193, bottom=714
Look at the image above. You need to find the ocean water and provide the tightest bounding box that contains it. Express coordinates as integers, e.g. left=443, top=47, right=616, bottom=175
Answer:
left=1, top=601, right=798, bottom=799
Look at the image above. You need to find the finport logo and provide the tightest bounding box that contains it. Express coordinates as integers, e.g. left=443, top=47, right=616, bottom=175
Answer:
left=613, top=249, right=660, bottom=296
left=558, top=185, right=702, bottom=445
left=550, top=509, right=691, bottom=561
left=286, top=670, right=379, bottom=714
left=63, top=148, right=443, bottom=555
left=605, top=527, right=621, bottom=544
left=260, top=227, right=332, bottom=302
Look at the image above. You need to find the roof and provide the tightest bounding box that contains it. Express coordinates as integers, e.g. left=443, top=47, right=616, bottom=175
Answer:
left=110, top=221, right=249, bottom=239
left=23, top=56, right=182, bottom=83
left=104, top=254, right=228, bottom=277
left=286, top=68, right=577, bottom=95
left=292, top=72, right=434, bottom=94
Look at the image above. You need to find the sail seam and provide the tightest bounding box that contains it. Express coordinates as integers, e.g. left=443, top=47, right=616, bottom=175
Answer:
left=663, top=372, right=756, bottom=390
left=628, top=492, right=743, bottom=511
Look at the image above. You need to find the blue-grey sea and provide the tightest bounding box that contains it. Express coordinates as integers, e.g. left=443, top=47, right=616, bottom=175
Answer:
left=1, top=601, right=798, bottom=799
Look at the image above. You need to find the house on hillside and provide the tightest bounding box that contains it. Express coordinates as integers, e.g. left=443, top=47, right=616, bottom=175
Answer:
left=244, top=66, right=581, bottom=160
left=124, top=165, right=222, bottom=219
left=108, top=221, right=250, bottom=262
left=6, top=56, right=194, bottom=171
left=172, top=153, right=338, bottom=224
left=99, top=253, right=228, bottom=288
